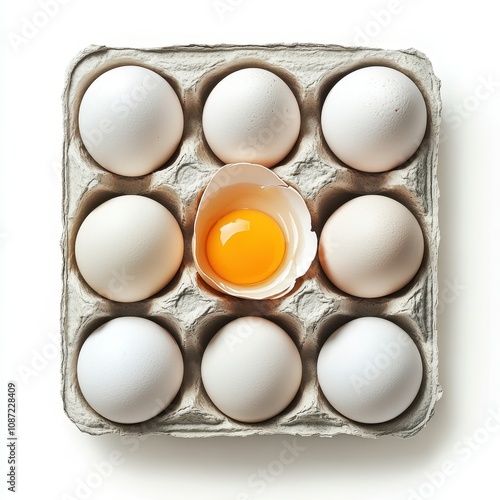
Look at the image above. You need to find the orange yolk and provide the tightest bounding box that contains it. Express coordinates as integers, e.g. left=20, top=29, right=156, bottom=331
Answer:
left=206, top=209, right=286, bottom=285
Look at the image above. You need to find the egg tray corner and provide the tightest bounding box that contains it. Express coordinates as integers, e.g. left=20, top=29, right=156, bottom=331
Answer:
left=61, top=43, right=442, bottom=438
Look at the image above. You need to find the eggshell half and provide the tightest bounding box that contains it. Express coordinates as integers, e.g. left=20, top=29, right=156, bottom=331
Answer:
left=192, top=163, right=317, bottom=299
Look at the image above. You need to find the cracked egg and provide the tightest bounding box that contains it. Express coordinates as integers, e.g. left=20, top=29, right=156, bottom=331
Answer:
left=193, top=163, right=317, bottom=300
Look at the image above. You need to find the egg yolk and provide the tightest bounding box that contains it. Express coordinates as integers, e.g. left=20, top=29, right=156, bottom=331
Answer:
left=206, top=209, right=286, bottom=285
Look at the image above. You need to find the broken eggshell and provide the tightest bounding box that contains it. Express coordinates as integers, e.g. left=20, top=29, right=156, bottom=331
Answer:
left=192, top=163, right=317, bottom=300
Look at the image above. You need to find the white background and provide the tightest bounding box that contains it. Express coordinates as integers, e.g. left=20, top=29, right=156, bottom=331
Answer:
left=1, top=1, right=499, bottom=499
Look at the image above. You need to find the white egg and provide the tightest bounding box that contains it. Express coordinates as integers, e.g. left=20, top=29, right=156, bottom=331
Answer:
left=202, top=68, right=301, bottom=167
left=201, top=317, right=302, bottom=423
left=75, top=195, right=184, bottom=302
left=78, top=65, right=184, bottom=177
left=192, top=163, right=317, bottom=300
left=77, top=317, right=184, bottom=424
left=319, top=195, right=424, bottom=298
left=321, top=66, right=427, bottom=172
left=317, top=317, right=423, bottom=424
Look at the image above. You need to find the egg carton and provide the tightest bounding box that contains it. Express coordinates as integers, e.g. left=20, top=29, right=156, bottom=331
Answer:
left=61, top=44, right=441, bottom=438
